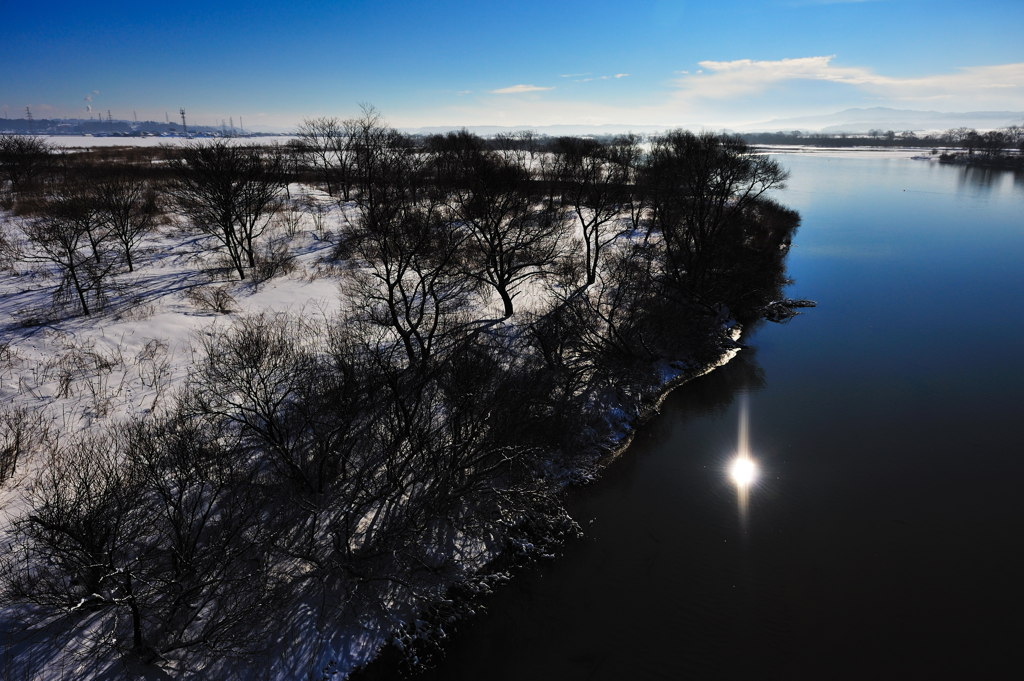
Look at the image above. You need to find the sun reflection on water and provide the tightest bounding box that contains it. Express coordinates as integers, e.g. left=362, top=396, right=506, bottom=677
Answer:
left=731, top=394, right=759, bottom=523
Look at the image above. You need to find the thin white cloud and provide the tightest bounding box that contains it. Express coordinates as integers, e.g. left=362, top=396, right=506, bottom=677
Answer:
left=388, top=57, right=1023, bottom=131
left=575, top=73, right=631, bottom=82
left=489, top=84, right=555, bottom=94
left=560, top=73, right=590, bottom=78
left=673, top=56, right=1024, bottom=106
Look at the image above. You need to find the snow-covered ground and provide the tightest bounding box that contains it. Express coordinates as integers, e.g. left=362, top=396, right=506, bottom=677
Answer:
left=1, top=175, right=751, bottom=679
left=0, top=188, right=343, bottom=484
left=753, top=144, right=947, bottom=159
left=41, top=135, right=298, bottom=148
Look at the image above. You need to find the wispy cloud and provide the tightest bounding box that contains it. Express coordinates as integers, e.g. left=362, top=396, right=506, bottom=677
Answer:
left=392, top=57, right=1023, bottom=131
left=489, top=84, right=555, bottom=94
left=673, top=56, right=1024, bottom=106
left=560, top=73, right=590, bottom=78
left=574, top=73, right=631, bottom=83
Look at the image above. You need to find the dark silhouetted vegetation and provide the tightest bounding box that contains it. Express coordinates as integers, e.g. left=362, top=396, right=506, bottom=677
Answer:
left=0, top=117, right=803, bottom=679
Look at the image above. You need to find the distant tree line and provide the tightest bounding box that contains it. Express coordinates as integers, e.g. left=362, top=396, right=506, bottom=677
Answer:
left=0, top=114, right=801, bottom=678
left=741, top=125, right=1024, bottom=155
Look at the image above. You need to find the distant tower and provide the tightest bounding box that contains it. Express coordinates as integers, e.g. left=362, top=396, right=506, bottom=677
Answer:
left=25, top=106, right=33, bottom=133
left=239, top=116, right=244, bottom=136
left=107, top=109, right=113, bottom=123
left=133, top=110, right=138, bottom=123
left=229, top=116, right=235, bottom=136
left=180, top=108, right=188, bottom=136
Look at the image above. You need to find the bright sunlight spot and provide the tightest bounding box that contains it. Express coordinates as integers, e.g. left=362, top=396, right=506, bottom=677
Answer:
left=729, top=455, right=758, bottom=487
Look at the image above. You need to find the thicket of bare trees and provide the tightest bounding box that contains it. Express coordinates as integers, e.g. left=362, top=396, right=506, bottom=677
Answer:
left=169, top=140, right=286, bottom=280
left=0, top=135, right=51, bottom=195
left=1, top=118, right=801, bottom=677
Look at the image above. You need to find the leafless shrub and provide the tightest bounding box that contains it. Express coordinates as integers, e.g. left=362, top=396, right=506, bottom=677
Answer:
left=12, top=306, right=52, bottom=328
left=0, top=135, right=51, bottom=194
left=275, top=206, right=304, bottom=237
left=185, top=284, right=236, bottom=314
left=134, top=339, right=172, bottom=411
left=115, top=297, right=157, bottom=321
left=94, top=174, right=160, bottom=272
left=251, top=238, right=297, bottom=284
left=0, top=340, right=11, bottom=372
left=0, top=406, right=51, bottom=482
left=0, top=219, right=20, bottom=270
left=302, top=195, right=329, bottom=238
left=1, top=419, right=278, bottom=672
left=40, top=339, right=126, bottom=421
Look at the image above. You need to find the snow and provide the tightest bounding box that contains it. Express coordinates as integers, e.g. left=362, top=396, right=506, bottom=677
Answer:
left=40, top=135, right=299, bottom=148
left=0, top=197, right=350, bottom=482
left=0, top=178, right=749, bottom=680
left=753, top=144, right=944, bottom=160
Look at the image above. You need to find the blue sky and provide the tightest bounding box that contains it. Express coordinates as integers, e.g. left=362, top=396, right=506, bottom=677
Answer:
left=2, top=0, right=1022, bottom=130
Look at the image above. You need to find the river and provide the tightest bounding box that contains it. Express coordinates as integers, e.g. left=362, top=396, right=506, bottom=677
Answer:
left=371, top=151, right=1024, bottom=679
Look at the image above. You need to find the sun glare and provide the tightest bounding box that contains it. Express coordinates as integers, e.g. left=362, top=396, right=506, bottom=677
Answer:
left=731, top=395, right=759, bottom=525
left=729, top=455, right=758, bottom=487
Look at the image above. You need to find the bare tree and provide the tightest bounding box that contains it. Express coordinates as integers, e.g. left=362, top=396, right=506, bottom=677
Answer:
left=553, top=137, right=629, bottom=288
left=350, top=196, right=475, bottom=369
left=170, top=141, right=285, bottom=279
left=441, top=139, right=567, bottom=318
left=95, top=174, right=159, bottom=272
left=21, top=189, right=117, bottom=315
left=1, top=416, right=280, bottom=672
left=349, top=104, right=409, bottom=207
left=645, top=131, right=788, bottom=293
left=295, top=117, right=357, bottom=200
left=608, top=134, right=647, bottom=231
left=0, top=135, right=50, bottom=194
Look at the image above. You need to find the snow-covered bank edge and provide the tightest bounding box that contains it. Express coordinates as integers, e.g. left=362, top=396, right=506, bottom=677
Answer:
left=592, top=327, right=742, bottom=473
left=348, top=325, right=745, bottom=679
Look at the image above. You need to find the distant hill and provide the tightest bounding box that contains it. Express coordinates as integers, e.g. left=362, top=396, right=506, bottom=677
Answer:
left=401, top=123, right=683, bottom=137
left=739, top=107, right=1024, bottom=134
left=5, top=108, right=1022, bottom=140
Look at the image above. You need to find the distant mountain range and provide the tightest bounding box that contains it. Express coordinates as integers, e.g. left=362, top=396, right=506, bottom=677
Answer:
left=4, top=107, right=1021, bottom=139
left=402, top=123, right=676, bottom=137
left=404, top=108, right=1024, bottom=137
left=738, top=107, right=1024, bottom=134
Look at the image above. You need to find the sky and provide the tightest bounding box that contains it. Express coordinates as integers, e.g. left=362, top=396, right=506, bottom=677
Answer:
left=2, top=0, right=1022, bottom=131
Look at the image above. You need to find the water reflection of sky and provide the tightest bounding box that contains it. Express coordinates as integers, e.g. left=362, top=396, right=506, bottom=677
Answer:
left=406, top=152, right=1024, bottom=681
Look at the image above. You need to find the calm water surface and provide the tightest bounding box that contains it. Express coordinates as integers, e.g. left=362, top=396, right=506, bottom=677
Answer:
left=404, top=154, right=1024, bottom=679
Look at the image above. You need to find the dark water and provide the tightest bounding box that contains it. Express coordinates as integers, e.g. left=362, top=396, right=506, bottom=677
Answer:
left=403, top=155, right=1024, bottom=679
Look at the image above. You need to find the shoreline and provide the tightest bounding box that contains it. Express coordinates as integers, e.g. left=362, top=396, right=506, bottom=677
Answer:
left=349, top=325, right=746, bottom=680
left=590, top=327, right=743, bottom=473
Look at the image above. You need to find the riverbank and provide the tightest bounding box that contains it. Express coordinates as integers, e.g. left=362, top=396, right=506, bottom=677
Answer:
left=1, top=131, right=802, bottom=681
left=349, top=305, right=824, bottom=679
left=938, top=152, right=1024, bottom=169
left=355, top=151, right=1024, bottom=681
